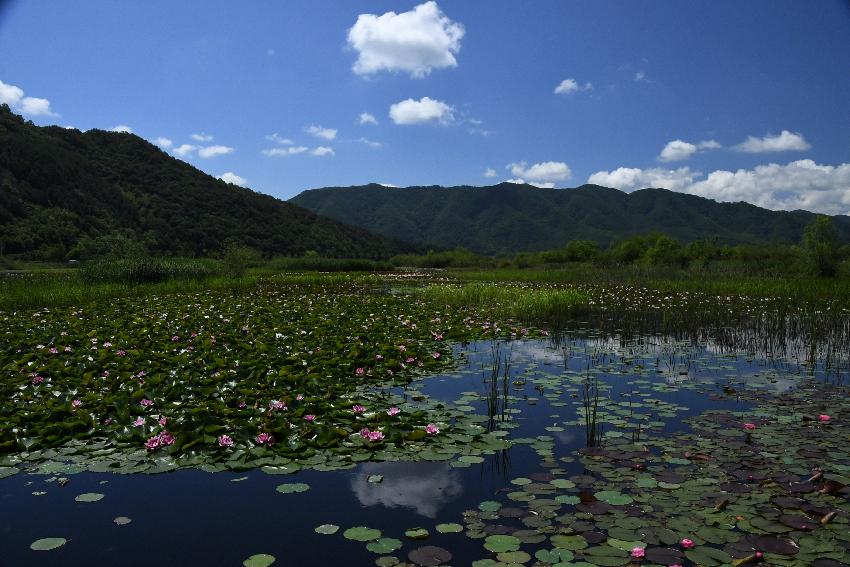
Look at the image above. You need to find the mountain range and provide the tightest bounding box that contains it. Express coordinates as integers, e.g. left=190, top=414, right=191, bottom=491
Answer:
left=0, top=106, right=410, bottom=260
left=291, top=183, right=850, bottom=255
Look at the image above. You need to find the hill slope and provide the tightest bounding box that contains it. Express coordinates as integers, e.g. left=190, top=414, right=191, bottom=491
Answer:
left=291, top=183, right=850, bottom=255
left=0, top=106, right=412, bottom=260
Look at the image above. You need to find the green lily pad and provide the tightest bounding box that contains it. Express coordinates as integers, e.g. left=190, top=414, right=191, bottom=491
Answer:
left=405, top=527, right=430, bottom=540
left=344, top=526, right=382, bottom=542
left=435, top=523, right=463, bottom=533
left=243, top=554, right=276, bottom=567
left=113, top=516, right=132, bottom=526
left=75, top=493, right=104, bottom=503
left=275, top=482, right=309, bottom=494
left=484, top=534, right=521, bottom=553
left=367, top=538, right=403, bottom=554
left=314, top=524, right=339, bottom=535
left=30, top=538, right=67, bottom=551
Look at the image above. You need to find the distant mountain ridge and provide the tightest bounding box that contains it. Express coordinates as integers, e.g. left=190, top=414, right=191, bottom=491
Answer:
left=0, top=106, right=412, bottom=260
left=291, top=182, right=850, bottom=255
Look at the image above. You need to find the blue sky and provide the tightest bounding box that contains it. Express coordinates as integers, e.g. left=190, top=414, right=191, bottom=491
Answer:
left=1, top=0, right=849, bottom=213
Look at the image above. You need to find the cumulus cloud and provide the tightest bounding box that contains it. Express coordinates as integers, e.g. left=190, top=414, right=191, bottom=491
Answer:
left=262, top=146, right=308, bottom=157
left=587, top=159, right=850, bottom=215
left=484, top=168, right=496, bottom=178
left=266, top=132, right=294, bottom=145
left=634, top=71, right=648, bottom=82
left=351, top=462, right=463, bottom=518
left=347, top=1, right=464, bottom=78
left=218, top=172, right=247, bottom=187
left=554, top=78, right=592, bottom=95
left=359, top=112, right=378, bottom=125
left=0, top=79, right=56, bottom=116
left=153, top=137, right=173, bottom=149
left=389, top=97, right=454, bottom=125
left=733, top=130, right=810, bottom=153
left=508, top=161, right=572, bottom=185
left=305, top=124, right=337, bottom=141
left=310, top=146, right=335, bottom=157
left=197, top=145, right=234, bottom=158
left=587, top=166, right=698, bottom=193
left=191, top=133, right=213, bottom=142
left=173, top=144, right=197, bottom=157
left=658, top=139, right=721, bottom=162
left=110, top=125, right=133, bottom=133
left=358, top=137, right=382, bottom=149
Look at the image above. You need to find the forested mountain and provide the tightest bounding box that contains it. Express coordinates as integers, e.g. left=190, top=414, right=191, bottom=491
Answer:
left=291, top=183, right=850, bottom=255
left=0, top=106, right=412, bottom=260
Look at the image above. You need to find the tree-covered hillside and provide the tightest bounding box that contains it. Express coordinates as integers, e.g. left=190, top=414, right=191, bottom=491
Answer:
left=291, top=183, right=850, bottom=255
left=0, top=106, right=412, bottom=260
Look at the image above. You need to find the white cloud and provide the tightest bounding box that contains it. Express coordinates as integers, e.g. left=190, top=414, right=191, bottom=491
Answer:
left=508, top=161, right=572, bottom=184
left=634, top=71, right=647, bottom=82
left=153, top=137, right=173, bottom=149
left=506, top=178, right=556, bottom=189
left=688, top=160, right=850, bottom=215
left=658, top=139, right=723, bottom=162
left=218, top=172, right=248, bottom=187
left=587, top=166, right=698, bottom=193
left=197, top=145, right=234, bottom=158
left=379, top=182, right=399, bottom=188
left=347, top=1, right=464, bottom=78
left=554, top=78, right=592, bottom=95
left=484, top=168, right=496, bottom=178
left=587, top=159, right=850, bottom=215
left=0, top=80, right=56, bottom=116
left=266, top=132, right=294, bottom=145
left=310, top=146, right=335, bottom=157
left=733, top=130, right=810, bottom=153
left=191, top=133, right=213, bottom=142
left=262, top=146, right=308, bottom=157
left=173, top=144, right=197, bottom=157
left=305, top=124, right=337, bottom=141
left=358, top=137, right=382, bottom=149
left=110, top=125, right=133, bottom=133
left=359, top=112, right=378, bottom=125
left=389, top=96, right=454, bottom=125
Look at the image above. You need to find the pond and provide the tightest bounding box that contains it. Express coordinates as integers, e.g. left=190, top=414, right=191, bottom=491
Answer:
left=2, top=318, right=848, bottom=566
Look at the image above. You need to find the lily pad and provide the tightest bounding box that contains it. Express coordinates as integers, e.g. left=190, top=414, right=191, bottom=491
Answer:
left=30, top=538, right=67, bottom=551
left=344, top=526, right=382, bottom=542
left=243, top=554, right=276, bottom=567
left=314, top=524, right=339, bottom=535
left=275, top=482, right=310, bottom=494
left=74, top=492, right=104, bottom=503
left=408, top=545, right=453, bottom=566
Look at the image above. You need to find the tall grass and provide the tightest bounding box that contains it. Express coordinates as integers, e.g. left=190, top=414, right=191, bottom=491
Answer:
left=422, top=282, right=588, bottom=319
left=79, top=257, right=219, bottom=284
left=263, top=256, right=392, bottom=272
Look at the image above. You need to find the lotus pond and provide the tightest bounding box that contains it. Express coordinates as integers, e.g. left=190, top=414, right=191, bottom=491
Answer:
left=1, top=275, right=848, bottom=566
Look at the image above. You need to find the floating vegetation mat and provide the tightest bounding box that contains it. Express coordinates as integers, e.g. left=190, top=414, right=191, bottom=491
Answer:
left=1, top=280, right=849, bottom=565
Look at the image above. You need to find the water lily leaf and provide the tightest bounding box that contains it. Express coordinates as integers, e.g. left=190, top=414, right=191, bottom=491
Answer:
left=375, top=557, right=400, bottom=567
left=484, top=534, right=521, bottom=553
left=435, top=523, right=463, bottom=533
left=275, top=482, right=309, bottom=494
left=405, top=527, right=430, bottom=540
left=113, top=516, right=132, bottom=526
left=497, top=550, right=532, bottom=563
left=367, top=475, right=384, bottom=483
left=408, top=545, right=452, bottom=566
left=30, top=538, right=67, bottom=551
left=685, top=546, right=732, bottom=566
left=74, top=493, right=104, bottom=503
left=344, top=526, right=382, bottom=541
left=367, top=538, right=403, bottom=554
left=243, top=554, right=275, bottom=567
left=315, top=524, right=339, bottom=535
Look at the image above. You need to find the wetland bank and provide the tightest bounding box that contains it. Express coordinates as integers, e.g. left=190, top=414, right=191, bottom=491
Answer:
left=1, top=272, right=848, bottom=566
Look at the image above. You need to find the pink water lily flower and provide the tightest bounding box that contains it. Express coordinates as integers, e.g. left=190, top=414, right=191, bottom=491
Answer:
left=352, top=404, right=366, bottom=413
left=432, top=352, right=441, bottom=359
left=158, top=432, right=175, bottom=446
left=743, top=422, right=756, bottom=431
left=630, top=547, right=645, bottom=559
left=818, top=414, right=831, bottom=422
left=269, top=400, right=287, bottom=411
left=355, top=367, right=365, bottom=376
left=139, top=398, right=153, bottom=407
left=387, top=407, right=401, bottom=416
left=367, top=430, right=384, bottom=441
left=680, top=538, right=694, bottom=549
left=425, top=423, right=440, bottom=435
left=144, top=436, right=160, bottom=450
left=133, top=417, right=145, bottom=427
left=71, top=399, right=82, bottom=409
left=256, top=432, right=274, bottom=446
left=31, top=375, right=44, bottom=385
left=296, top=394, right=304, bottom=401
left=217, top=434, right=234, bottom=447
left=304, top=414, right=316, bottom=422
